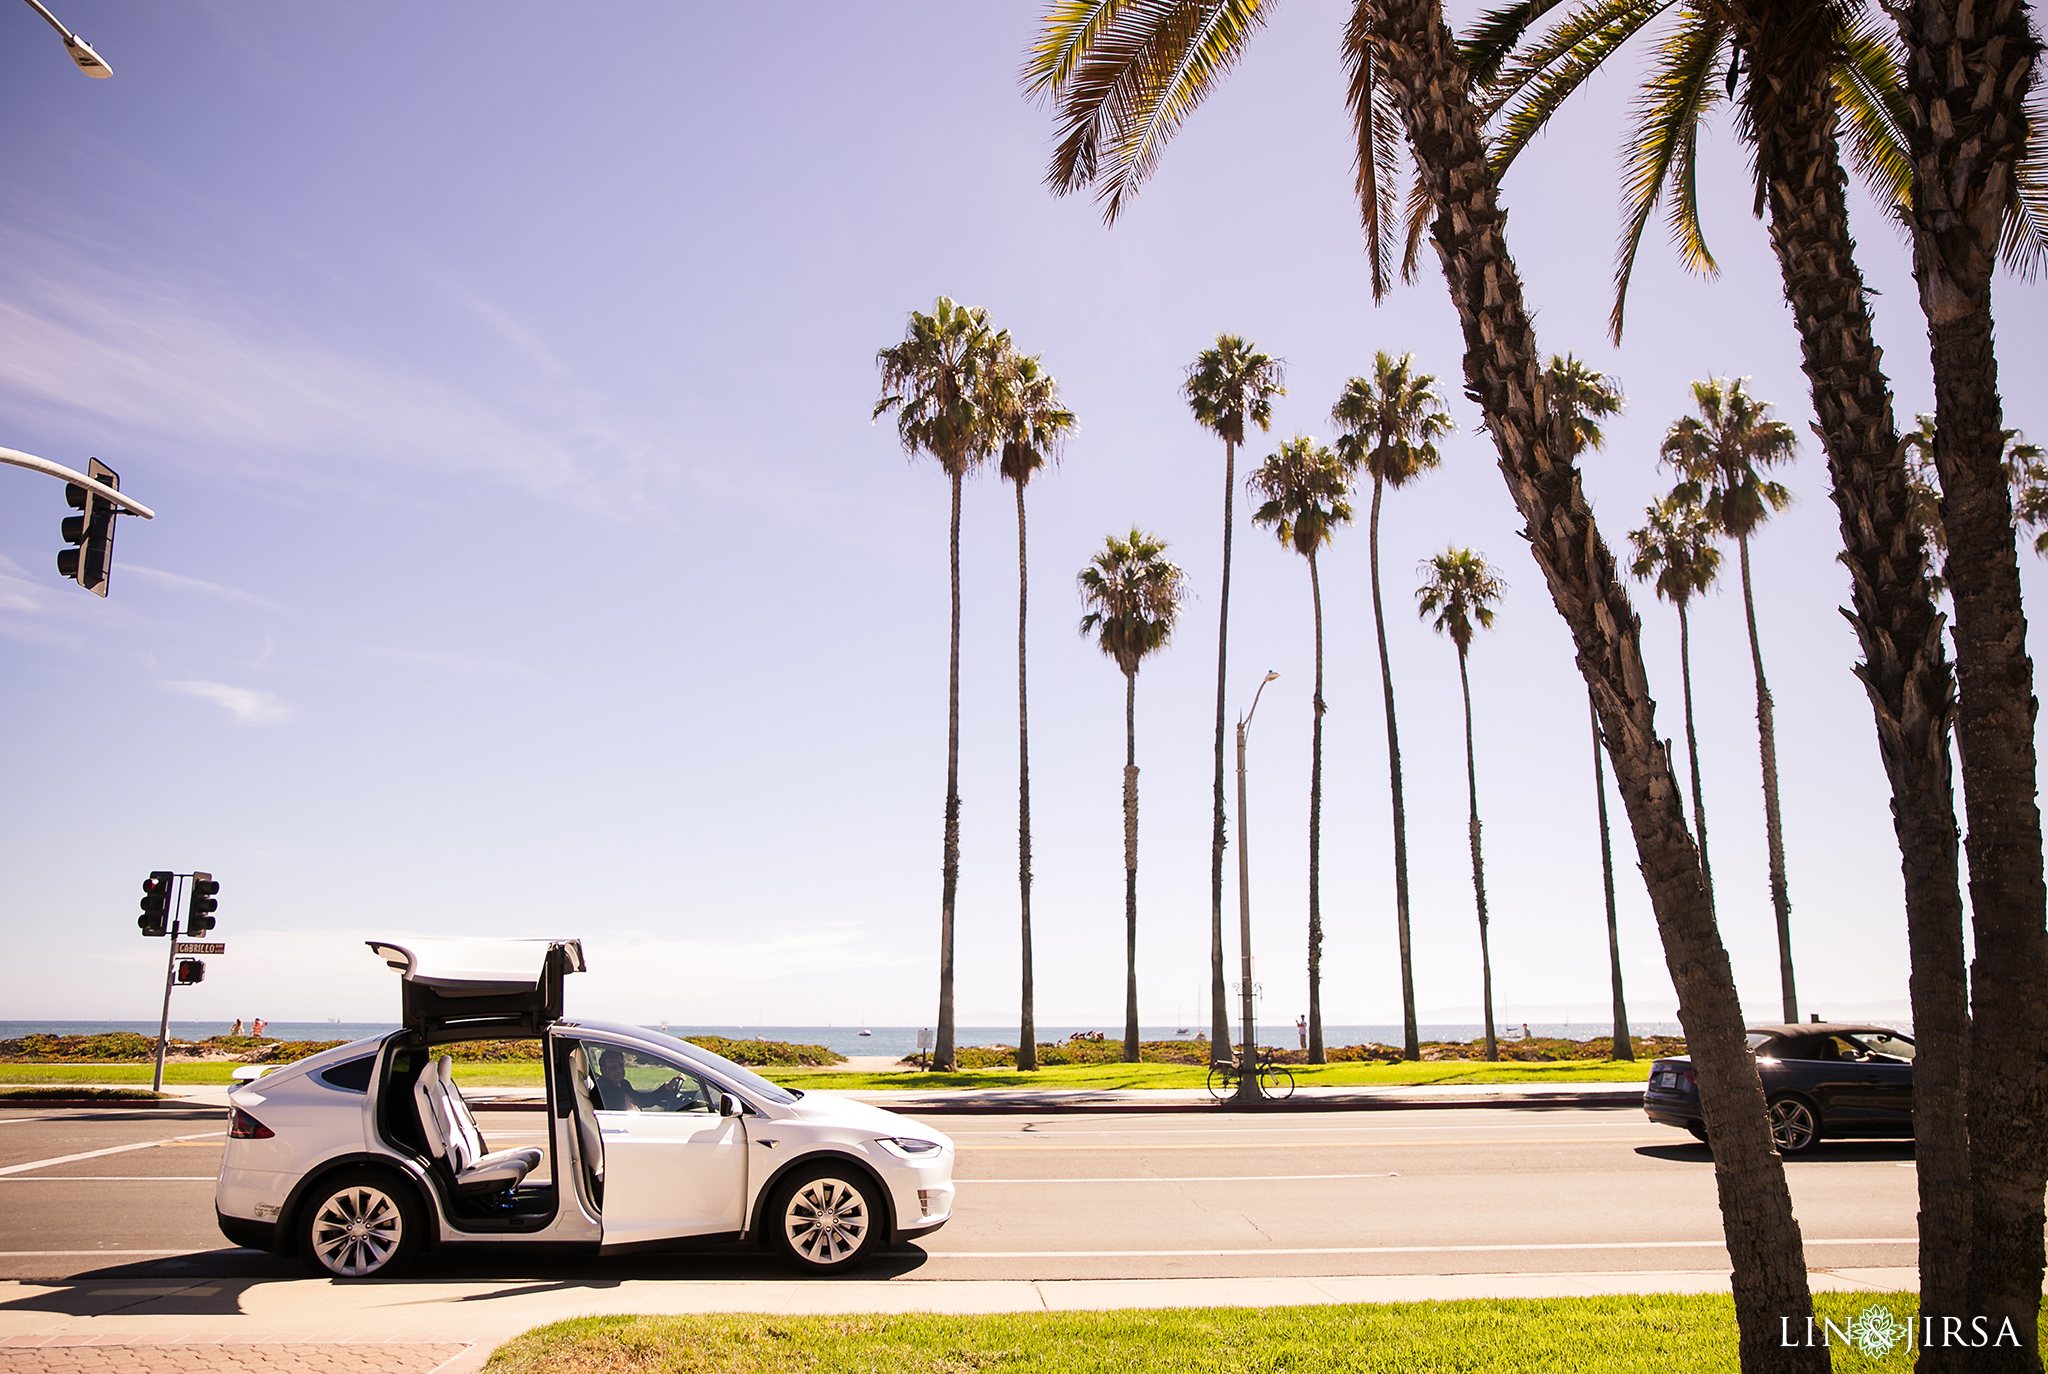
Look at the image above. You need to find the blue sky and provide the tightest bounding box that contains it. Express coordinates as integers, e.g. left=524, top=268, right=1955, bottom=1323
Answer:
left=3, top=3, right=2042, bottom=1034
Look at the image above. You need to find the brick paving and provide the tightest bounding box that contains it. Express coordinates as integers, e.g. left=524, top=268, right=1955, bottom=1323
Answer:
left=0, top=1342, right=470, bottom=1373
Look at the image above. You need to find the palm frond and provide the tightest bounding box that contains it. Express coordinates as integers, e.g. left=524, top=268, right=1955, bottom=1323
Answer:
left=1342, top=7, right=1406, bottom=300
left=1609, top=6, right=1727, bottom=343
left=1025, top=0, right=1131, bottom=102
left=1461, top=0, right=1573, bottom=88
left=1829, top=9, right=1913, bottom=214
left=2001, top=83, right=2048, bottom=279
left=1484, top=0, right=1666, bottom=178
left=1400, top=162, right=1434, bottom=283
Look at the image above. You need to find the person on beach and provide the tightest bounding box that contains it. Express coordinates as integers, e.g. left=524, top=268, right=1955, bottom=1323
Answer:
left=251, top=1018, right=266, bottom=1036
left=1297, top=1015, right=1307, bottom=1050
left=230, top=1018, right=243, bottom=1036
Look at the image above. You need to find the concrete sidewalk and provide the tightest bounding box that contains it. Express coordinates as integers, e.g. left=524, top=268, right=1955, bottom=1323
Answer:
left=0, top=1266, right=1916, bottom=1371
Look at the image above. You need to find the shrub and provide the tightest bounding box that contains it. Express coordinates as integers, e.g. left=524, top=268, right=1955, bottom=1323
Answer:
left=686, top=1036, right=846, bottom=1068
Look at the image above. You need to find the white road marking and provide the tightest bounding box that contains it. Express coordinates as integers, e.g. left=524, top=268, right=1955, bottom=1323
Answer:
left=0, top=1176, right=217, bottom=1181
left=939, top=1120, right=1647, bottom=1137
left=0, top=1132, right=218, bottom=1177
left=961, top=1173, right=1398, bottom=1184
left=0, top=1250, right=196, bottom=1257
left=929, top=1238, right=1918, bottom=1258
left=958, top=1137, right=1667, bottom=1151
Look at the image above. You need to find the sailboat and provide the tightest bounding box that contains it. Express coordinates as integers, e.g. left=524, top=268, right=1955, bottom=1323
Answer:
left=858, top=1012, right=872, bottom=1038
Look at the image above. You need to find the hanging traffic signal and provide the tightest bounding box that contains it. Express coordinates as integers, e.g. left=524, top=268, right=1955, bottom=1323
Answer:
left=138, top=871, right=174, bottom=937
left=56, top=459, right=121, bottom=597
left=187, top=873, right=220, bottom=935
left=176, top=959, right=206, bottom=985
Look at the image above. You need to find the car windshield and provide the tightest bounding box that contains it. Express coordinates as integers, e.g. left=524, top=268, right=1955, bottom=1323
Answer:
left=572, top=1021, right=799, bottom=1105
left=1747, top=1032, right=1776, bottom=1053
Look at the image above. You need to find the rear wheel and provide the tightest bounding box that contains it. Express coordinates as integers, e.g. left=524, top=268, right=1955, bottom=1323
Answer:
left=769, top=1165, right=883, bottom=1273
left=1260, top=1065, right=1296, bottom=1101
left=1767, top=1096, right=1821, bottom=1157
left=1685, top=1121, right=1709, bottom=1143
left=299, top=1169, right=422, bottom=1279
left=1205, top=1064, right=1235, bottom=1102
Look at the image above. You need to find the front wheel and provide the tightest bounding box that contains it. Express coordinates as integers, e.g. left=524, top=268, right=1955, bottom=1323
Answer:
left=1767, top=1096, right=1821, bottom=1157
left=1259, top=1065, right=1296, bottom=1101
left=1206, top=1064, right=1236, bottom=1102
left=299, top=1169, right=422, bottom=1279
left=769, top=1166, right=883, bottom=1273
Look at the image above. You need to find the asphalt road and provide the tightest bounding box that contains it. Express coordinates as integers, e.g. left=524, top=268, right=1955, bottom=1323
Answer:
left=0, top=1100, right=1920, bottom=1284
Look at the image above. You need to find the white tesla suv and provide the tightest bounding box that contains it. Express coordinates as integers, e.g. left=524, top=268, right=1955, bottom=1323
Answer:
left=214, top=938, right=954, bottom=1278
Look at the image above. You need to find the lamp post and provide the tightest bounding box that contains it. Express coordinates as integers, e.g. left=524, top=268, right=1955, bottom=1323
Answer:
left=1230, top=670, right=1279, bottom=1106
left=16, top=0, right=112, bottom=76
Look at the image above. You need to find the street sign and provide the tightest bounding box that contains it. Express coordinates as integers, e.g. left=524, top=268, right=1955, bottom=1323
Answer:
left=175, top=941, right=225, bottom=954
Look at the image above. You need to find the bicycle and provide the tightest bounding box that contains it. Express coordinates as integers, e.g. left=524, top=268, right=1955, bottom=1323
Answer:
left=1205, top=1048, right=1296, bottom=1102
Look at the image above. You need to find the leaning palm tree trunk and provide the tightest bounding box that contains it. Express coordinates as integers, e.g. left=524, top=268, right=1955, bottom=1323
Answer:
left=1676, top=602, right=1714, bottom=902
left=1306, top=550, right=1328, bottom=1065
left=1734, top=534, right=1795, bottom=1020
left=1729, top=17, right=1973, bottom=1351
left=1458, top=647, right=1496, bottom=1062
left=1015, top=480, right=1038, bottom=1074
left=1369, top=474, right=1421, bottom=1060
left=1363, top=3, right=1822, bottom=1365
left=1209, top=438, right=1238, bottom=1062
left=1123, top=671, right=1141, bottom=1062
left=935, top=469, right=964, bottom=1072
left=1589, top=697, right=1631, bottom=1060
left=1893, top=2, right=2045, bottom=1359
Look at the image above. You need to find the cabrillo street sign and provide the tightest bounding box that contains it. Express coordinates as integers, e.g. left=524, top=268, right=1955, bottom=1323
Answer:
left=175, top=942, right=225, bottom=954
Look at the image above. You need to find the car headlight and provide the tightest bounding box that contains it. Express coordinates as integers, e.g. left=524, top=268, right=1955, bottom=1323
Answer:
left=877, top=1136, right=944, bottom=1158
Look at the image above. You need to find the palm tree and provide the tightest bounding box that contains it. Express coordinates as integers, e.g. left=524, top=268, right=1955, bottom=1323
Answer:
left=1628, top=494, right=1724, bottom=916
left=1025, top=7, right=1828, bottom=1363
left=1331, top=352, right=1451, bottom=1064
left=1545, top=354, right=1631, bottom=1060
left=1078, top=529, right=1189, bottom=1063
left=992, top=346, right=1076, bottom=1075
left=1183, top=335, right=1286, bottom=1064
left=1248, top=436, right=1352, bottom=1066
left=873, top=296, right=1005, bottom=1073
left=1417, top=548, right=1507, bottom=1063
left=1659, top=378, right=1799, bottom=1024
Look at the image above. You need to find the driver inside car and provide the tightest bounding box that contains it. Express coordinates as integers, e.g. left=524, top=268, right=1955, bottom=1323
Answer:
left=594, top=1048, right=687, bottom=1111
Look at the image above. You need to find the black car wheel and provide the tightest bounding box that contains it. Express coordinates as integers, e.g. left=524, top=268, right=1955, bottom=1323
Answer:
left=1767, top=1095, right=1821, bottom=1156
left=769, top=1164, right=883, bottom=1273
left=1685, top=1121, right=1709, bottom=1143
left=299, top=1169, right=423, bottom=1279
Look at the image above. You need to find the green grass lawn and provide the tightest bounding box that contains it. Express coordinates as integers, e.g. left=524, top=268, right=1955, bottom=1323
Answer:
left=0, top=1058, right=1650, bottom=1091
left=483, top=1296, right=1951, bottom=1374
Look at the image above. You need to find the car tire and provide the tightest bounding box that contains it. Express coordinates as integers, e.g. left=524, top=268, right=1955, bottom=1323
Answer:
left=298, top=1169, right=424, bottom=1279
left=1766, top=1095, right=1821, bottom=1157
left=1685, top=1122, right=1709, bottom=1143
left=768, top=1164, right=884, bottom=1274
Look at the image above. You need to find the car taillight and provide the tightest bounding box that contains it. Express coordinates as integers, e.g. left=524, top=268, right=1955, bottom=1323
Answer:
left=228, top=1108, right=274, bottom=1139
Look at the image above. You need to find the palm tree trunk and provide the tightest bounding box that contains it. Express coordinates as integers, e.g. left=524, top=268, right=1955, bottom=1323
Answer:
left=1735, top=534, right=1795, bottom=1022
left=1893, top=4, right=2045, bottom=1359
left=1589, top=696, right=1630, bottom=1061
left=1015, top=480, right=1037, bottom=1074
left=1729, top=14, right=1974, bottom=1357
left=1676, top=601, right=1714, bottom=903
left=1369, top=472, right=1420, bottom=1061
left=1306, top=549, right=1326, bottom=1066
left=1366, top=5, right=1823, bottom=1365
left=1123, top=669, right=1141, bottom=1064
left=935, top=467, right=962, bottom=1073
left=1209, top=438, right=1237, bottom=1063
left=1459, top=647, right=1496, bottom=1062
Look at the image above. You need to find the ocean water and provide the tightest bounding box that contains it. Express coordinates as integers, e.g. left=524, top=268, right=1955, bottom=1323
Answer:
left=0, top=1020, right=1680, bottom=1058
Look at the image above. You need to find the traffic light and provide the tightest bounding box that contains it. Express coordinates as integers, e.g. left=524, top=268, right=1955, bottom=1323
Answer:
left=187, top=873, right=220, bottom=935
left=138, top=871, right=174, bottom=937
left=56, top=459, right=120, bottom=597
left=176, top=959, right=206, bottom=985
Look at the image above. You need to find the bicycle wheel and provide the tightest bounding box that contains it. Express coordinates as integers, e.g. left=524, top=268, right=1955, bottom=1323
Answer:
left=1259, top=1064, right=1295, bottom=1101
left=1206, top=1064, right=1235, bottom=1102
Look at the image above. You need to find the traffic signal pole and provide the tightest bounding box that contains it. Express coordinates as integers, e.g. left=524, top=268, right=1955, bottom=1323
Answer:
left=150, top=878, right=185, bottom=1094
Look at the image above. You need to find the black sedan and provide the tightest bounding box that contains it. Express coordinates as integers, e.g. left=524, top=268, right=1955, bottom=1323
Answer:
left=1643, top=1023, right=1916, bottom=1155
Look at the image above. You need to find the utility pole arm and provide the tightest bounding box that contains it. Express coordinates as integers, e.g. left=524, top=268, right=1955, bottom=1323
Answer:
left=0, top=448, right=154, bottom=518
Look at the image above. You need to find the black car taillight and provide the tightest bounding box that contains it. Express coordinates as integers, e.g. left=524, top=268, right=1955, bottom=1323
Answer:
left=228, top=1108, right=274, bottom=1139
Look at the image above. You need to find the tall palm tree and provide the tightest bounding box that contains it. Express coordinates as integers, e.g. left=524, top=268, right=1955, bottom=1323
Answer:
left=1025, top=7, right=1829, bottom=1363
left=992, top=347, right=1076, bottom=1075
left=1629, top=494, right=1724, bottom=912
left=1183, top=335, right=1286, bottom=1063
left=1331, top=351, right=1451, bottom=1064
left=1417, top=548, right=1507, bottom=1063
left=1248, top=436, right=1352, bottom=1066
left=1545, top=354, right=1630, bottom=1059
left=1079, top=529, right=1190, bottom=1063
left=873, top=296, right=1005, bottom=1073
left=1660, top=378, right=1799, bottom=1024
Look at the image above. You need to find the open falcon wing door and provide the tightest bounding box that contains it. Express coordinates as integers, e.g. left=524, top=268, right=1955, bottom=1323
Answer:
left=367, top=937, right=587, bottom=1044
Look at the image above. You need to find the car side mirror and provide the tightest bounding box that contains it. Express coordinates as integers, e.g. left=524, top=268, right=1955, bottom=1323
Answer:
left=720, top=1092, right=742, bottom=1118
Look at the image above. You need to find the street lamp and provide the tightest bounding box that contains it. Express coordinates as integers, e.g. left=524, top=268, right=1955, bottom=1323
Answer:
left=1231, top=670, right=1279, bottom=1106
left=17, top=0, right=112, bottom=77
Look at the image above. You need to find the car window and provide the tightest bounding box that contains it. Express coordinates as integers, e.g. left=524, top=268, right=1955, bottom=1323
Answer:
left=1747, top=1033, right=1777, bottom=1054
left=579, top=1040, right=721, bottom=1113
left=316, top=1055, right=376, bottom=1093
left=668, top=1038, right=800, bottom=1106
left=1846, top=1032, right=1915, bottom=1062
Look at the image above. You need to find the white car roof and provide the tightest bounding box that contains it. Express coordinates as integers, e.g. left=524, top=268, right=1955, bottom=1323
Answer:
left=368, top=937, right=586, bottom=994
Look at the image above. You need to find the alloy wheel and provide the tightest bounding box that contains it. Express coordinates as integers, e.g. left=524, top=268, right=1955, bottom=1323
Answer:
left=1767, top=1098, right=1818, bottom=1155
left=309, top=1184, right=405, bottom=1277
left=782, top=1176, right=871, bottom=1266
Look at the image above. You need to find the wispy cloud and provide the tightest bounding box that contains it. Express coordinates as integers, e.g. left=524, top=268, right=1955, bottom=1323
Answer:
left=0, top=224, right=673, bottom=513
left=0, top=553, right=84, bottom=646
left=163, top=679, right=295, bottom=725
left=123, top=564, right=281, bottom=610
left=356, top=644, right=534, bottom=677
